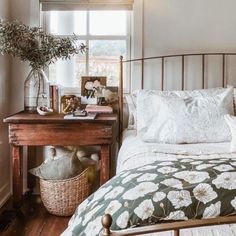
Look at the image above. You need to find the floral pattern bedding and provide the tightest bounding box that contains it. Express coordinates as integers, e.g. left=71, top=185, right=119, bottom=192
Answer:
left=62, top=157, right=236, bottom=236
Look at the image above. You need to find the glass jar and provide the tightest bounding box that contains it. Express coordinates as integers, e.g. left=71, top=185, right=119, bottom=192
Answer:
left=24, top=69, right=50, bottom=113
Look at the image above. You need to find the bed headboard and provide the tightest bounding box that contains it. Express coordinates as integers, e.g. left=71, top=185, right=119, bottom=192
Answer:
left=118, top=52, right=236, bottom=142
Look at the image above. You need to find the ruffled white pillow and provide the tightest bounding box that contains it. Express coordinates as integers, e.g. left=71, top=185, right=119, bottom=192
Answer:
left=137, top=87, right=234, bottom=144
left=224, top=114, right=236, bottom=152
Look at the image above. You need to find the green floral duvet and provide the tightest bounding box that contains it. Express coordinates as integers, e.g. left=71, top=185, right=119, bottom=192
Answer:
left=62, top=157, right=236, bottom=236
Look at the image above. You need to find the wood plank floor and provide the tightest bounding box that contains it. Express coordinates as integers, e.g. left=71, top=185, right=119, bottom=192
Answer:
left=0, top=195, right=69, bottom=236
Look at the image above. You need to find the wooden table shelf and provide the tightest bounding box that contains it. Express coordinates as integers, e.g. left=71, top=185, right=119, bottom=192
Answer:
left=4, top=111, right=117, bottom=208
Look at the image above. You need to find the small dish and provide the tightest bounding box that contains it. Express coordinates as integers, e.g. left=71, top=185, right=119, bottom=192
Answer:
left=37, top=106, right=54, bottom=116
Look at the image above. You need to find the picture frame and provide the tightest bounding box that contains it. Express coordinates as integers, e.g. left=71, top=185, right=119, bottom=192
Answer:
left=103, top=86, right=118, bottom=110
left=60, top=95, right=81, bottom=114
left=81, top=76, right=107, bottom=104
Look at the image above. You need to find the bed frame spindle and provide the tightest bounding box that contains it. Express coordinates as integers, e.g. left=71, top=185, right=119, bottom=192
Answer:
left=202, top=54, right=205, bottom=89
left=182, top=55, right=185, bottom=90
left=222, top=54, right=226, bottom=87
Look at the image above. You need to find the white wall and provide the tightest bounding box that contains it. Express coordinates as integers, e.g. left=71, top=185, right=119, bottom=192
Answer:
left=132, top=0, right=236, bottom=91
left=9, top=0, right=41, bottom=193
left=10, top=0, right=40, bottom=113
left=0, top=0, right=11, bottom=207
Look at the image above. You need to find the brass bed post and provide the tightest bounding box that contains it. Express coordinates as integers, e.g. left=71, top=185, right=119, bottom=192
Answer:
left=174, top=229, right=180, bottom=236
left=101, top=214, right=113, bottom=236
left=119, top=56, right=124, bottom=146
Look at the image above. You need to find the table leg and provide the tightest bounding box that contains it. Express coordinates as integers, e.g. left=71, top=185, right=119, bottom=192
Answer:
left=100, top=145, right=110, bottom=185
left=12, top=145, right=23, bottom=208
left=27, top=146, right=36, bottom=193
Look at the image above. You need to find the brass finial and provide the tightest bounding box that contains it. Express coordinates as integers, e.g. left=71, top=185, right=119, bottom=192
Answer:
left=101, top=214, right=113, bottom=236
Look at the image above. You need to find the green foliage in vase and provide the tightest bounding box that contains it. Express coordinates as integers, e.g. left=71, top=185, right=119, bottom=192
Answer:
left=0, top=19, right=87, bottom=70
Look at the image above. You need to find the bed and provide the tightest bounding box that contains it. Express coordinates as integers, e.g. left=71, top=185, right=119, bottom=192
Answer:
left=62, top=53, right=236, bottom=236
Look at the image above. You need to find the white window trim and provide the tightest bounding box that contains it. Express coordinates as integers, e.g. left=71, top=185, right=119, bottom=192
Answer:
left=41, top=10, right=131, bottom=93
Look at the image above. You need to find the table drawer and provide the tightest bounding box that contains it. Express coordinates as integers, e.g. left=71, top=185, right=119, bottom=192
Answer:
left=9, top=123, right=113, bottom=146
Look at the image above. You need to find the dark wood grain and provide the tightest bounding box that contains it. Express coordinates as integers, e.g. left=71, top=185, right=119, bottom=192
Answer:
left=4, top=111, right=117, bottom=124
left=9, top=123, right=113, bottom=146
left=0, top=196, right=69, bottom=236
left=12, top=145, right=23, bottom=208
left=4, top=111, right=117, bottom=208
left=27, top=146, right=37, bottom=193
left=100, top=145, right=110, bottom=185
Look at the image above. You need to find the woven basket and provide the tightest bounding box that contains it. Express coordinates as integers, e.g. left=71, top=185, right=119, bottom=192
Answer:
left=40, top=168, right=91, bottom=216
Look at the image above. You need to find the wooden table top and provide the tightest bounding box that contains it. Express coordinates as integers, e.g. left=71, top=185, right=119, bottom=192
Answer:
left=4, top=111, right=118, bottom=124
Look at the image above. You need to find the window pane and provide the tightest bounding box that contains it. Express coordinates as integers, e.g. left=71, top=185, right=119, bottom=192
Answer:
left=49, top=41, right=86, bottom=87
left=50, top=11, right=86, bottom=35
left=89, top=40, right=126, bottom=86
left=89, top=11, right=127, bottom=35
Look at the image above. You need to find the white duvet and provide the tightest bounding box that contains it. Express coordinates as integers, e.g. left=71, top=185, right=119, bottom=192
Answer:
left=117, top=129, right=234, bottom=173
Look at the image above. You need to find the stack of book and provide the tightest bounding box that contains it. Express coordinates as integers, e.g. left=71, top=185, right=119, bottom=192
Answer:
left=49, top=85, right=59, bottom=112
left=85, top=105, right=113, bottom=114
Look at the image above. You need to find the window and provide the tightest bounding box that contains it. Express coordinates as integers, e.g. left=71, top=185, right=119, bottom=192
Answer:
left=42, top=10, right=130, bottom=89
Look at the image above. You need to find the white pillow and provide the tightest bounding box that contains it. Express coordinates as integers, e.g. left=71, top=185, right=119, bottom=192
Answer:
left=137, top=87, right=234, bottom=144
left=137, top=87, right=234, bottom=132
left=224, top=114, right=236, bottom=152
left=125, top=94, right=137, bottom=129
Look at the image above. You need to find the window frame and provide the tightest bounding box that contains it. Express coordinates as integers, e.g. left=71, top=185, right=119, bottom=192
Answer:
left=41, top=10, right=131, bottom=92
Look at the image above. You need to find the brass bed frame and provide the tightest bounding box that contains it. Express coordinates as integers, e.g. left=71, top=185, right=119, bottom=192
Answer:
left=100, top=52, right=236, bottom=236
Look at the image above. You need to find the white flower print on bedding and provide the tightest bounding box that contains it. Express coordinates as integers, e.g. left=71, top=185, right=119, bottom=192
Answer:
left=119, top=171, right=131, bottom=178
left=180, top=159, right=194, bottom=163
left=76, top=198, right=88, bottom=214
left=82, top=204, right=104, bottom=226
left=174, top=171, right=210, bottom=184
left=230, top=162, right=236, bottom=166
left=137, top=173, right=158, bottom=182
left=193, top=184, right=217, bottom=204
left=190, top=161, right=203, bottom=165
left=208, top=160, right=226, bottom=164
left=134, top=199, right=154, bottom=220
left=165, top=210, right=188, bottom=221
left=167, top=190, right=192, bottom=209
left=161, top=178, right=183, bottom=189
left=123, top=182, right=159, bottom=200
left=137, top=165, right=156, bottom=171
left=158, top=166, right=178, bottom=174
left=104, top=186, right=125, bottom=200
left=92, top=185, right=112, bottom=202
left=213, top=164, right=234, bottom=172
left=153, top=192, right=166, bottom=202
left=157, top=162, right=174, bottom=166
left=231, top=197, right=236, bottom=209
left=196, top=164, right=215, bottom=170
left=84, top=216, right=102, bottom=236
left=122, top=173, right=142, bottom=184
left=105, top=200, right=122, bottom=215
left=213, top=172, right=236, bottom=190
left=116, top=211, right=129, bottom=229
left=203, top=201, right=221, bottom=218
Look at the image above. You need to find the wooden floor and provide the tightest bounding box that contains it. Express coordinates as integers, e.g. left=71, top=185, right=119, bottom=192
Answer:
left=0, top=195, right=69, bottom=236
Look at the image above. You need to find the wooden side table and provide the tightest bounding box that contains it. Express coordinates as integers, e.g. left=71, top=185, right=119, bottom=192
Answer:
left=4, top=112, right=117, bottom=208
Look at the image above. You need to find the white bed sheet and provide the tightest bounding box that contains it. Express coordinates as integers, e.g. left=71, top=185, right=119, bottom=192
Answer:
left=117, top=129, right=234, bottom=173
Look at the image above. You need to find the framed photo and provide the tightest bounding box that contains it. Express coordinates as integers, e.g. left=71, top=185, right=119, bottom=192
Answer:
left=60, top=95, right=81, bottom=114
left=103, top=86, right=118, bottom=110
left=81, top=76, right=107, bottom=104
